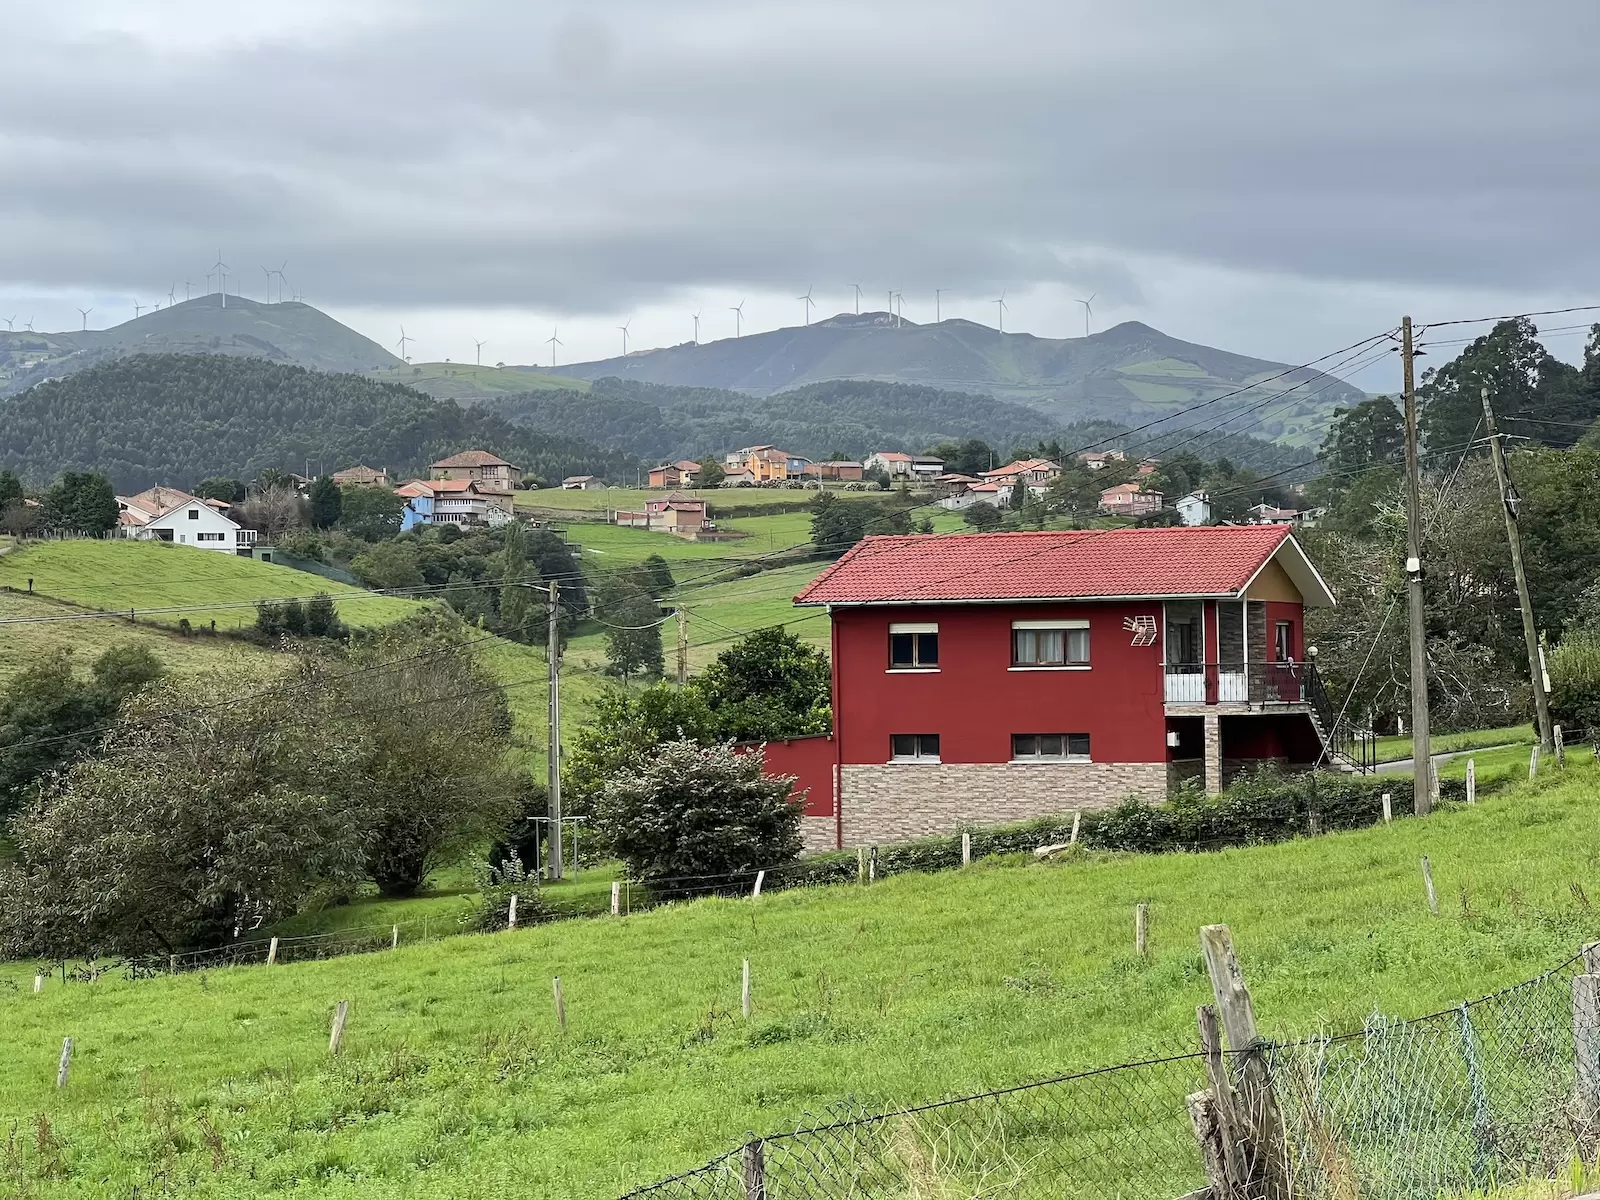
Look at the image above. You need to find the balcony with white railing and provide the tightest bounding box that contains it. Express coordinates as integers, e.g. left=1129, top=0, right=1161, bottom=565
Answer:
left=1162, top=662, right=1310, bottom=706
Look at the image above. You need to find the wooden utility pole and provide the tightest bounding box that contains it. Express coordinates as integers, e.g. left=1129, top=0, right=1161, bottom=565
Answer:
left=1400, top=316, right=1436, bottom=814
left=1480, top=386, right=1554, bottom=753
left=546, top=579, right=564, bottom=881
left=676, top=606, right=689, bottom=687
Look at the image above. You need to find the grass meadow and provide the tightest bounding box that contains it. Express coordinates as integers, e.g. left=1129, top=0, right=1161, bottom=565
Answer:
left=4, top=764, right=1600, bottom=1198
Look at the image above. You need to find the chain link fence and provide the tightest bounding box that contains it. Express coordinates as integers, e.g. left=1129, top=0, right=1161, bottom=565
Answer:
left=620, top=950, right=1600, bottom=1200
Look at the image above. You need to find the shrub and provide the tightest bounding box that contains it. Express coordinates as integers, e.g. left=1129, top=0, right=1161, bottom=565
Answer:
left=462, top=853, right=550, bottom=932
left=1550, top=634, right=1600, bottom=736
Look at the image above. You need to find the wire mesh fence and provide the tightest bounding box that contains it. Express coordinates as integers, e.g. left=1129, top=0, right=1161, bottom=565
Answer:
left=619, top=949, right=1600, bottom=1200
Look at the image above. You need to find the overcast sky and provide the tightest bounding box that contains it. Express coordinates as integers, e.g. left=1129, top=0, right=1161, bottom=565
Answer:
left=4, top=1, right=1598, bottom=390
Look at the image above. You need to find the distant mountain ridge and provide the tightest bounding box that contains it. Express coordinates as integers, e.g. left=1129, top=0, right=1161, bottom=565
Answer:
left=517, top=313, right=1366, bottom=447
left=0, top=296, right=401, bottom=398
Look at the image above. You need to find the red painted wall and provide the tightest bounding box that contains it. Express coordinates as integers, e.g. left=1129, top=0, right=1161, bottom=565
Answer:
left=831, top=602, right=1170, bottom=765
left=757, top=735, right=836, bottom=817
left=1265, top=601, right=1303, bottom=660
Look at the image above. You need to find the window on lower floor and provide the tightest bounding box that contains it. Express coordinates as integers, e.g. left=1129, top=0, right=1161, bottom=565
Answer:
left=1012, top=733, right=1091, bottom=761
left=196, top=532, right=225, bottom=542
left=890, top=733, right=940, bottom=761
left=1012, top=620, right=1090, bottom=666
left=889, top=623, right=939, bottom=669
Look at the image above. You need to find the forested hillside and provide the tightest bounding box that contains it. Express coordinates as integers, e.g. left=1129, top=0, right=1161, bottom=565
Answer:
left=0, top=355, right=635, bottom=491
left=478, top=377, right=1316, bottom=473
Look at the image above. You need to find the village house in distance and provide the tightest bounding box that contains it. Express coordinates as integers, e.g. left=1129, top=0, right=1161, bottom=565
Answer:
left=759, top=525, right=1348, bottom=852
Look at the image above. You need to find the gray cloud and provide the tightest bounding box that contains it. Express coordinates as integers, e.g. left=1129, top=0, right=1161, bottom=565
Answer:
left=2, top=0, right=1597, bottom=331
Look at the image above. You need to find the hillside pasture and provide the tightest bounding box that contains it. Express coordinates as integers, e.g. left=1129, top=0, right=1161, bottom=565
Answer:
left=365, top=362, right=592, bottom=400
left=4, top=768, right=1599, bottom=1198
left=0, top=540, right=422, bottom=632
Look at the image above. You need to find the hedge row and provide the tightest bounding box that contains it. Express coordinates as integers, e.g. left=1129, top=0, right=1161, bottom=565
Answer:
left=763, top=763, right=1519, bottom=893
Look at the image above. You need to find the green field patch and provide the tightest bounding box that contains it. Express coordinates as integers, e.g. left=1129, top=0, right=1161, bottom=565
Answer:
left=365, top=362, right=592, bottom=397
left=1115, top=357, right=1209, bottom=377
left=1118, top=378, right=1204, bottom=406
left=0, top=540, right=422, bottom=632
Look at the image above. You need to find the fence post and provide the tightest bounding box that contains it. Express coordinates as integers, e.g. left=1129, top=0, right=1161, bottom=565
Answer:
left=1135, top=903, right=1149, bottom=956
left=552, top=977, right=567, bottom=1032
left=1421, top=856, right=1439, bottom=915
left=857, top=846, right=867, bottom=885
left=1466, top=759, right=1476, bottom=805
left=56, top=1037, right=72, bottom=1088
left=869, top=846, right=877, bottom=883
left=1199, top=925, right=1291, bottom=1200
left=742, top=958, right=751, bottom=1019
left=961, top=831, right=971, bottom=866
left=392, top=924, right=399, bottom=950
left=1530, top=745, right=1540, bottom=779
left=1576, top=951, right=1600, bottom=1119
left=1197, top=1004, right=1249, bottom=1193
left=741, top=1139, right=766, bottom=1200
left=1556, top=724, right=1566, bottom=767
left=611, top=881, right=621, bottom=916
left=1381, top=792, right=1392, bottom=823
left=267, top=937, right=279, bottom=966
left=1186, top=1090, right=1231, bottom=1198
left=329, top=1001, right=349, bottom=1055
left=1070, top=810, right=1082, bottom=844
left=34, top=973, right=43, bottom=994
left=508, top=894, right=518, bottom=930
left=751, top=869, right=765, bottom=899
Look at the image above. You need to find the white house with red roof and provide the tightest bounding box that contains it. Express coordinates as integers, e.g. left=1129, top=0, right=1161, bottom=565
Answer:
left=115, top=486, right=257, bottom=554
left=758, top=526, right=1355, bottom=851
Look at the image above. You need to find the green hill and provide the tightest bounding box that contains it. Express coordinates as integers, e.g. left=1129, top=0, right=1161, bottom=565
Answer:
left=0, top=296, right=402, bottom=398
left=0, top=354, right=638, bottom=492
left=2, top=768, right=1595, bottom=1198
left=514, top=315, right=1367, bottom=446
left=366, top=362, right=591, bottom=399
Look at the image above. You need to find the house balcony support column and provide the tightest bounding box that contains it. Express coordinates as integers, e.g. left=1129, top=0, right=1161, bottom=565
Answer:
left=1203, top=713, right=1223, bottom=796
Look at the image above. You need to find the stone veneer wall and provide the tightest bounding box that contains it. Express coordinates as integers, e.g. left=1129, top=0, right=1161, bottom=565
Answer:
left=838, top=761, right=1169, bottom=847
left=799, top=815, right=838, bottom=854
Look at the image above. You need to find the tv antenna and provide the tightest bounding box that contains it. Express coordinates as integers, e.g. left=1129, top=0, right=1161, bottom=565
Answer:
left=473, top=337, right=487, bottom=366
left=797, top=286, right=816, bottom=326
left=1075, top=293, right=1096, bottom=336
left=993, top=291, right=1008, bottom=334
left=850, top=283, right=862, bottom=314
left=729, top=300, right=745, bottom=338
left=546, top=326, right=563, bottom=366
left=617, top=318, right=631, bottom=356
left=78, top=307, right=93, bottom=330
left=395, top=326, right=413, bottom=362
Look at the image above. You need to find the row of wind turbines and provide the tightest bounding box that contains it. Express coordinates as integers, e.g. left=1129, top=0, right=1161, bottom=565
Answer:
left=387, top=285, right=1103, bottom=371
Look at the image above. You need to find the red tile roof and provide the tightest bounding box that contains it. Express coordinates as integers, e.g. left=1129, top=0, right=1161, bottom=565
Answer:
left=431, top=450, right=514, bottom=468
left=794, top=526, right=1306, bottom=605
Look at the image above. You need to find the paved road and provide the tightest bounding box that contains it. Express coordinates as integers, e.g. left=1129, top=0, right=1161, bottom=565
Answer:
left=1374, top=743, right=1519, bottom=774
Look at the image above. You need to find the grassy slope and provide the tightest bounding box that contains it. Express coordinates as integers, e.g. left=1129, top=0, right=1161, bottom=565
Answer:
left=1375, top=723, right=1535, bottom=763
left=0, top=591, right=279, bottom=686
left=517, top=486, right=822, bottom=515
left=6, top=768, right=1600, bottom=1198
left=0, top=541, right=420, bottom=632
left=365, top=363, right=592, bottom=399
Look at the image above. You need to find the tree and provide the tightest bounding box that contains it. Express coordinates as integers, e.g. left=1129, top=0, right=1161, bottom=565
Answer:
left=597, top=740, right=802, bottom=896
left=0, top=500, right=37, bottom=539
left=1009, top=474, right=1030, bottom=511
left=0, top=645, right=164, bottom=820
left=926, top=437, right=996, bottom=476
left=697, top=456, right=726, bottom=487
left=195, top=477, right=246, bottom=504
left=308, top=475, right=343, bottom=529
left=602, top=586, right=666, bottom=681
left=639, top=553, right=676, bottom=596
left=314, top=618, right=520, bottom=895
left=693, top=626, right=832, bottom=742
left=1418, top=317, right=1570, bottom=456
left=810, top=492, right=868, bottom=556
left=962, top=501, right=1004, bottom=529
left=564, top=685, right=717, bottom=815
left=0, top=670, right=368, bottom=957
left=350, top=540, right=425, bottom=589
left=41, top=471, right=118, bottom=534
left=0, top=470, right=22, bottom=510
left=234, top=484, right=308, bottom=542
left=339, top=484, right=406, bottom=540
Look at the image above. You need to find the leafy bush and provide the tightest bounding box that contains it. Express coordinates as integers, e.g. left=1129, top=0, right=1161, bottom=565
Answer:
left=462, top=853, right=550, bottom=932
left=1550, top=635, right=1600, bottom=736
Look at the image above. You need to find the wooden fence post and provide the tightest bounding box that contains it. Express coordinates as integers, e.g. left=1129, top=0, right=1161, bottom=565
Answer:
left=857, top=846, right=867, bottom=885
left=1199, top=925, right=1291, bottom=1200
left=329, top=1001, right=349, bottom=1055
left=552, top=977, right=567, bottom=1032
left=742, top=958, right=751, bottom=1019
left=1135, top=903, right=1149, bottom=957
left=56, top=1037, right=72, bottom=1088
left=267, top=937, right=279, bottom=966
left=1466, top=759, right=1476, bottom=805
left=611, top=881, right=621, bottom=916
left=751, top=869, right=765, bottom=899
left=742, top=1139, right=766, bottom=1200
left=869, top=846, right=877, bottom=883
left=1197, top=1004, right=1249, bottom=1193
left=33, top=973, right=43, bottom=994
left=508, top=894, right=518, bottom=930
left=1531, top=745, right=1540, bottom=779
left=1556, top=724, right=1566, bottom=767
left=1381, top=792, right=1392, bottom=823
left=168, top=954, right=178, bottom=975
left=961, top=831, right=971, bottom=866
left=1186, top=1090, right=1230, bottom=1197
left=1070, top=810, right=1082, bottom=844
left=1574, top=971, right=1600, bottom=1117
left=1421, top=856, right=1438, bottom=915
left=391, top=924, right=399, bottom=950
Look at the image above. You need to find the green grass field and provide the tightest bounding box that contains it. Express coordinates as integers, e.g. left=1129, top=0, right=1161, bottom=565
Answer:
left=364, top=363, right=592, bottom=399
left=0, top=541, right=422, bottom=633
left=1375, top=723, right=1534, bottom=763
left=517, top=485, right=880, bottom=518
left=6, top=765, right=1600, bottom=1198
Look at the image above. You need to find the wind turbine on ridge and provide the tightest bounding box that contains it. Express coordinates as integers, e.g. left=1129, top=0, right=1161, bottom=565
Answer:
left=692, top=310, right=701, bottom=344
left=78, top=307, right=93, bottom=330
left=3, top=315, right=13, bottom=332
left=1075, top=293, right=1096, bottom=337
left=546, top=326, right=563, bottom=367
left=276, top=261, right=289, bottom=304
left=617, top=318, right=632, bottom=356
left=134, top=302, right=146, bottom=319
left=850, top=283, right=862, bottom=315
left=473, top=338, right=487, bottom=366
left=797, top=286, right=816, bottom=326
left=168, top=284, right=177, bottom=307
left=395, top=327, right=413, bottom=362
left=211, top=252, right=230, bottom=308
left=261, top=265, right=274, bottom=302
left=730, top=300, right=745, bottom=338
left=993, top=291, right=1008, bottom=334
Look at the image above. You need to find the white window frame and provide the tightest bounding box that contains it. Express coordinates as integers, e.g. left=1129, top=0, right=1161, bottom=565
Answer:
left=890, top=733, right=941, bottom=762
left=888, top=622, right=940, bottom=672
left=1009, top=618, right=1091, bottom=670
left=1011, top=733, right=1092, bottom=763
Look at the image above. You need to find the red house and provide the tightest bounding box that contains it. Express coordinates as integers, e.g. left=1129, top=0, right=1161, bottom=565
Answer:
left=765, top=526, right=1345, bottom=851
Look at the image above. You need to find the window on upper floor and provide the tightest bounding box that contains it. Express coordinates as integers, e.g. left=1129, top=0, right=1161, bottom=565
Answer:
left=1012, top=733, right=1091, bottom=762
left=1275, top=621, right=1294, bottom=662
left=889, top=623, right=938, bottom=670
left=890, top=733, right=941, bottom=762
left=187, top=508, right=200, bottom=519
left=1012, top=619, right=1090, bottom=667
